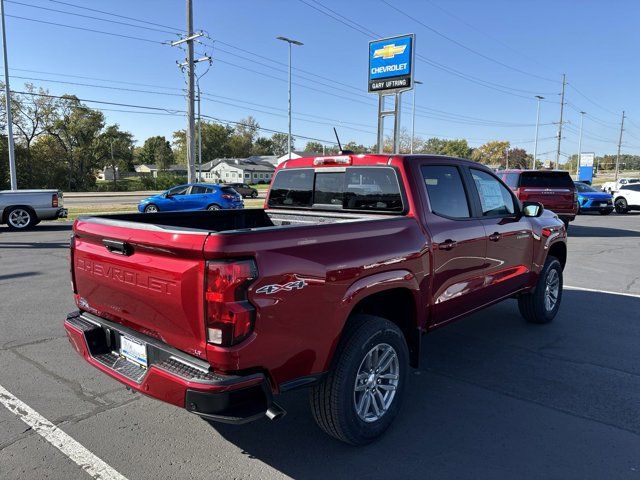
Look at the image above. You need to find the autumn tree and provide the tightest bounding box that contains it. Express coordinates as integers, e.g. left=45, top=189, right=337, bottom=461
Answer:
left=471, top=140, right=510, bottom=168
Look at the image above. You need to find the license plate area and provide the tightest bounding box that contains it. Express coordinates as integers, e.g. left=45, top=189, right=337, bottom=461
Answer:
left=120, top=335, right=148, bottom=368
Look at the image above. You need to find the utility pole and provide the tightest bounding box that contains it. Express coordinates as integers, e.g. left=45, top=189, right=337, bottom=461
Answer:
left=410, top=80, right=423, bottom=154
left=505, top=147, right=509, bottom=170
left=533, top=95, right=544, bottom=170
left=615, top=110, right=625, bottom=181
left=555, top=74, right=566, bottom=170
left=197, top=81, right=202, bottom=182
left=1, top=0, right=16, bottom=190
left=171, top=0, right=205, bottom=184
left=185, top=0, right=195, bottom=183
left=576, top=111, right=586, bottom=179
left=277, top=36, right=303, bottom=160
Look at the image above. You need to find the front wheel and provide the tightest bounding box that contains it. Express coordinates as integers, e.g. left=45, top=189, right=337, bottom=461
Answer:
left=518, top=256, right=563, bottom=324
left=251, top=191, right=258, bottom=198
left=615, top=198, right=628, bottom=214
left=144, top=204, right=159, bottom=213
left=309, top=315, right=409, bottom=445
left=6, top=207, right=37, bottom=230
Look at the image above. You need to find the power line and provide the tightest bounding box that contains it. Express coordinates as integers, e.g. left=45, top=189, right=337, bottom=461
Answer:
left=6, top=14, right=166, bottom=44
left=380, top=0, right=558, bottom=84
left=47, top=0, right=182, bottom=32
left=5, top=0, right=180, bottom=35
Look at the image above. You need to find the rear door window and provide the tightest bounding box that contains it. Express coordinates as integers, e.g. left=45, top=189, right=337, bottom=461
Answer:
left=421, top=165, right=470, bottom=219
left=190, top=186, right=208, bottom=194
left=519, top=172, right=574, bottom=188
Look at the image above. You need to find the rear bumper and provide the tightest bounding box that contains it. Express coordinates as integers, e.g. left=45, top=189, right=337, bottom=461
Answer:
left=64, top=311, right=272, bottom=424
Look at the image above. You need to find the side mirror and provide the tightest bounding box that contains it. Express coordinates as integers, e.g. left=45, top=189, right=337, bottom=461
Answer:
left=522, top=201, right=544, bottom=218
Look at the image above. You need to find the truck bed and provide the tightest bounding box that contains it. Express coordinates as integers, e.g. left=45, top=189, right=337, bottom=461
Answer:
left=86, top=208, right=385, bottom=233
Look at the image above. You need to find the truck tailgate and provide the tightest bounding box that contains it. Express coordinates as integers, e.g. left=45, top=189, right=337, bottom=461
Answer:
left=72, top=217, right=210, bottom=359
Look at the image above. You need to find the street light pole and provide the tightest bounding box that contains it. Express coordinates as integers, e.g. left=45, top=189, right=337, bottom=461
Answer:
left=197, top=80, right=202, bottom=181
left=410, top=80, right=423, bottom=154
left=1, top=0, right=16, bottom=190
left=533, top=95, right=544, bottom=170
left=576, top=111, right=586, bottom=179
left=277, top=36, right=303, bottom=160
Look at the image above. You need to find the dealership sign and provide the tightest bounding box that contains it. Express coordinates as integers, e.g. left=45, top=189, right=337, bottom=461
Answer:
left=579, top=152, right=595, bottom=167
left=368, top=34, right=414, bottom=93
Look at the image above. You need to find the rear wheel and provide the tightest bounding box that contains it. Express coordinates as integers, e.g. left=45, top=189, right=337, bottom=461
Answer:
left=615, top=197, right=628, bottom=214
left=599, top=209, right=613, bottom=215
left=309, top=315, right=408, bottom=445
left=207, top=204, right=220, bottom=211
left=144, top=204, right=159, bottom=213
left=6, top=207, right=36, bottom=230
left=518, top=256, right=563, bottom=324
left=251, top=191, right=258, bottom=198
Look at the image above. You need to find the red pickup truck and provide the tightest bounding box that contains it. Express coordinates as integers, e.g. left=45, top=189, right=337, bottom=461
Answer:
left=65, top=154, right=567, bottom=445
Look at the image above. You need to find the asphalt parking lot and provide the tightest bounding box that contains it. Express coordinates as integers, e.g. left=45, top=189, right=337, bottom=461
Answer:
left=0, top=213, right=639, bottom=479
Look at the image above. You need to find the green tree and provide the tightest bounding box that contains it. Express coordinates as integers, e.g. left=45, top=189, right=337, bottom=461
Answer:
left=471, top=140, right=510, bottom=168
left=136, top=136, right=174, bottom=170
left=303, top=141, right=323, bottom=153
left=421, top=138, right=472, bottom=158
left=343, top=141, right=369, bottom=153
left=173, top=122, right=234, bottom=163
left=506, top=147, right=532, bottom=169
left=271, top=132, right=293, bottom=156
left=252, top=137, right=274, bottom=155
left=46, top=95, right=105, bottom=190
left=95, top=125, right=134, bottom=188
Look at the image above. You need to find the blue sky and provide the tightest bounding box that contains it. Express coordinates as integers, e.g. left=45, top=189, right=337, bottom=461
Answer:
left=4, top=0, right=640, bottom=161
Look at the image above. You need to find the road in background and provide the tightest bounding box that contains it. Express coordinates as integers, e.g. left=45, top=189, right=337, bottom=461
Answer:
left=63, top=191, right=266, bottom=207
left=0, top=214, right=638, bottom=479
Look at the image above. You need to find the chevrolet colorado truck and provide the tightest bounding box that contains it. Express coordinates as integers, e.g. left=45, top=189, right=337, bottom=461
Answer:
left=64, top=154, right=567, bottom=445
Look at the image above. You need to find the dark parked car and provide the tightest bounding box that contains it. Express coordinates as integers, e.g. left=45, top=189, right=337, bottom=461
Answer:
left=500, top=170, right=578, bottom=226
left=224, top=183, right=258, bottom=198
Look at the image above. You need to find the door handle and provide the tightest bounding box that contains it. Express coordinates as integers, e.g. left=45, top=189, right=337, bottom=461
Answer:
left=103, top=239, right=131, bottom=256
left=489, top=232, right=501, bottom=242
left=439, top=239, right=457, bottom=250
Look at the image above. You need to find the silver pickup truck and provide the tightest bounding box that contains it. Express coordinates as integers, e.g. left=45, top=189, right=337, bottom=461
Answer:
left=0, top=189, right=68, bottom=230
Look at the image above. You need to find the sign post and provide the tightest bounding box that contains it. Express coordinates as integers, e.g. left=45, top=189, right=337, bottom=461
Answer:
left=368, top=34, right=415, bottom=154
left=579, top=152, right=595, bottom=184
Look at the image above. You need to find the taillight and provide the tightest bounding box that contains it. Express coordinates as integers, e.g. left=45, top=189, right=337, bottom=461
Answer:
left=70, top=234, right=77, bottom=294
left=517, top=189, right=528, bottom=201
left=221, top=194, right=236, bottom=200
left=205, top=260, right=257, bottom=346
left=52, top=193, right=59, bottom=208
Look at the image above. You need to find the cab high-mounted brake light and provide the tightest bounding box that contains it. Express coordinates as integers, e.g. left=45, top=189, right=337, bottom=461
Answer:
left=205, top=260, right=258, bottom=346
left=313, top=156, right=352, bottom=166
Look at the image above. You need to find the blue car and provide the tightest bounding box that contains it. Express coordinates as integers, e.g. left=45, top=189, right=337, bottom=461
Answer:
left=138, top=183, right=244, bottom=213
left=575, top=182, right=613, bottom=215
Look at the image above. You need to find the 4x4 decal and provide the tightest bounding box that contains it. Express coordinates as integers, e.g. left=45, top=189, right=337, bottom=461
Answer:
left=256, top=280, right=307, bottom=295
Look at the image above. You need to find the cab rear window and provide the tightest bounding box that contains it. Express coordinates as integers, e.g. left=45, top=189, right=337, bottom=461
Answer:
left=519, top=172, right=574, bottom=188
left=268, top=167, right=403, bottom=212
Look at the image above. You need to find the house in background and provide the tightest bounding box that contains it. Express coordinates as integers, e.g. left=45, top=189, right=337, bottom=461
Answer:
left=199, top=158, right=276, bottom=184
left=135, top=164, right=188, bottom=178
left=276, top=150, right=322, bottom=165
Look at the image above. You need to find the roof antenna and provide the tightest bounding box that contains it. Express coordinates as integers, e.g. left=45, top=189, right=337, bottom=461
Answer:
left=333, top=127, right=353, bottom=155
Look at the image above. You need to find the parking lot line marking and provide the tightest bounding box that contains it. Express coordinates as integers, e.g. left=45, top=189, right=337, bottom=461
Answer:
left=0, top=384, right=128, bottom=480
left=565, top=285, right=640, bottom=299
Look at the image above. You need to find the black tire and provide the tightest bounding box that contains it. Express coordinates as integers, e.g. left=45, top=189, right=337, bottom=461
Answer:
left=251, top=191, right=258, bottom=198
left=309, top=315, right=409, bottom=445
left=144, top=204, right=159, bottom=213
left=599, top=209, right=613, bottom=215
left=518, top=256, right=563, bottom=324
left=562, top=218, right=570, bottom=229
left=614, top=197, right=628, bottom=214
left=5, top=206, right=37, bottom=230
left=207, top=204, right=221, bottom=211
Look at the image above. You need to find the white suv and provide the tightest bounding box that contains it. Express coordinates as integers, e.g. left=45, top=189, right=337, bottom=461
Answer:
left=614, top=183, right=640, bottom=213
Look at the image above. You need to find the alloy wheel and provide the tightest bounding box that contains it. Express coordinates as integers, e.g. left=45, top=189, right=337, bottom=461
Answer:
left=8, top=208, right=31, bottom=228
left=353, top=343, right=399, bottom=423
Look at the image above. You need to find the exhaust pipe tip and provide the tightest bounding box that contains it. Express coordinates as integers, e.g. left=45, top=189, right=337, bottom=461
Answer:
left=265, top=402, right=286, bottom=421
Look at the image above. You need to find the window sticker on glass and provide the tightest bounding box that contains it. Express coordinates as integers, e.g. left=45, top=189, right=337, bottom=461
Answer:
left=475, top=178, right=504, bottom=211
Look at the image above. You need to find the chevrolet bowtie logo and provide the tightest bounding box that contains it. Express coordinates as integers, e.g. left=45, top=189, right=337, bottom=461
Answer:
left=373, top=43, right=407, bottom=60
